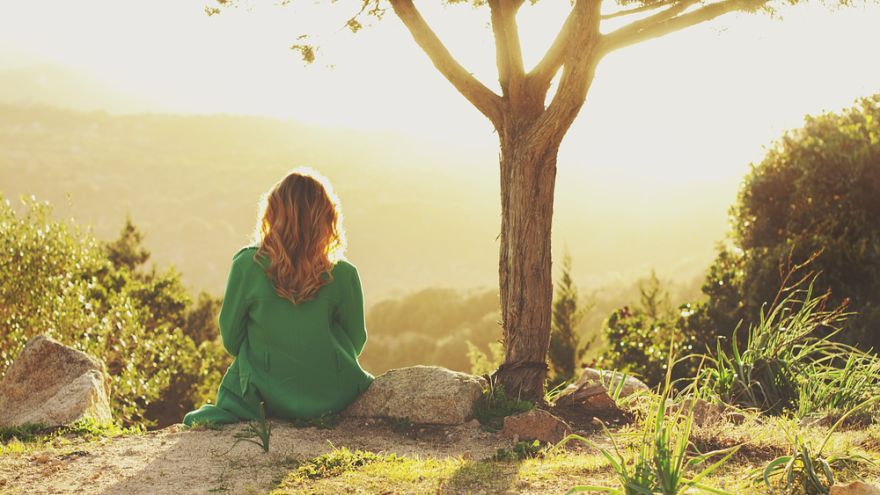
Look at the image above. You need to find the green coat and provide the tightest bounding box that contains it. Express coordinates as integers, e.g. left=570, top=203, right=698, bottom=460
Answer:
left=183, top=247, right=374, bottom=426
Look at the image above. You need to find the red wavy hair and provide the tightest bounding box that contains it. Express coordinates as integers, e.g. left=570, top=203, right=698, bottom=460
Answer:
left=253, top=168, right=346, bottom=304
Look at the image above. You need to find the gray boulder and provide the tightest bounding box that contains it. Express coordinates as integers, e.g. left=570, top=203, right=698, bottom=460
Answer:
left=343, top=365, right=486, bottom=425
left=0, top=335, right=112, bottom=427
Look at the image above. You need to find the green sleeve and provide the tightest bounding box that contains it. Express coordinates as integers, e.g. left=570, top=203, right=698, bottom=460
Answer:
left=338, top=264, right=368, bottom=356
left=218, top=250, right=253, bottom=357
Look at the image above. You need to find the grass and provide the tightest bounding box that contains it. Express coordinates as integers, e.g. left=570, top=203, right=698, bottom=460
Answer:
left=697, top=279, right=880, bottom=417
left=472, top=378, right=534, bottom=432
left=493, top=440, right=546, bottom=461
left=0, top=417, right=140, bottom=455
left=264, top=419, right=880, bottom=495
left=756, top=398, right=880, bottom=495
left=558, top=353, right=740, bottom=495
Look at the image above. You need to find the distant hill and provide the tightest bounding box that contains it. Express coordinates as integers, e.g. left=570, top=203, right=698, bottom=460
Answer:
left=0, top=103, right=732, bottom=302
left=0, top=65, right=151, bottom=113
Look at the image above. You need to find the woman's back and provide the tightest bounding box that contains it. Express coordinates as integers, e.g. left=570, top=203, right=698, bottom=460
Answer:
left=184, top=168, right=373, bottom=426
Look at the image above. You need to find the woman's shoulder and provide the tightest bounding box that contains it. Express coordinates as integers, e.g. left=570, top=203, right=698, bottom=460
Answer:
left=232, top=245, right=259, bottom=259
left=331, top=258, right=359, bottom=280
left=229, top=245, right=264, bottom=272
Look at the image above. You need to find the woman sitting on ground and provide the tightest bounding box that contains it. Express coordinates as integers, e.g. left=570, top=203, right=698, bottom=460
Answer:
left=183, top=168, right=373, bottom=426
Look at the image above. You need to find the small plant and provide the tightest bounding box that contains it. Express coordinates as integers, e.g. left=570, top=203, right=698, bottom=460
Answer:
left=544, top=380, right=571, bottom=404
left=493, top=440, right=544, bottom=461
left=233, top=401, right=272, bottom=453
left=757, top=398, right=879, bottom=495
left=559, top=352, right=739, bottom=495
left=473, top=378, right=533, bottom=432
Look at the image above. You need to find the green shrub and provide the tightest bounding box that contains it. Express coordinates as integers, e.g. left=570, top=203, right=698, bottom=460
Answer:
left=0, top=196, right=227, bottom=427
left=597, top=272, right=703, bottom=387
left=693, top=94, right=880, bottom=352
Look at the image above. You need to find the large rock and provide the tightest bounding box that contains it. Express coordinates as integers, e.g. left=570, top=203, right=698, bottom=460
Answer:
left=502, top=409, right=571, bottom=444
left=830, top=482, right=880, bottom=495
left=343, top=365, right=486, bottom=425
left=0, top=335, right=112, bottom=427
left=575, top=367, right=649, bottom=398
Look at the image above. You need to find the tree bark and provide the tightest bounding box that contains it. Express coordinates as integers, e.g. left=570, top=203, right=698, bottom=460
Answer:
left=493, top=123, right=561, bottom=402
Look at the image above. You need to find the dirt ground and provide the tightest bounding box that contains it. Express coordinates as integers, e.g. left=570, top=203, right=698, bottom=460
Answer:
left=0, top=418, right=511, bottom=495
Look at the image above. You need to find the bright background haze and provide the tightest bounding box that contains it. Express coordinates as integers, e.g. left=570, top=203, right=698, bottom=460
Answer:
left=2, top=0, right=879, bottom=303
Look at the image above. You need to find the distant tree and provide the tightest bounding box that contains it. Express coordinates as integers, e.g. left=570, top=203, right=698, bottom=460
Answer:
left=548, top=250, right=590, bottom=384
left=105, top=215, right=150, bottom=271
left=208, top=0, right=870, bottom=400
left=639, top=270, right=671, bottom=321
left=690, top=95, right=880, bottom=350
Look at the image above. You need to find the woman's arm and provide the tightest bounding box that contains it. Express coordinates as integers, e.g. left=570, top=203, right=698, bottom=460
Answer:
left=338, top=263, right=368, bottom=357
left=218, top=249, right=254, bottom=357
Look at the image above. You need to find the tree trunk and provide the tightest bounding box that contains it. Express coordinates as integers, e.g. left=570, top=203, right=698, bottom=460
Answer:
left=493, top=127, right=561, bottom=403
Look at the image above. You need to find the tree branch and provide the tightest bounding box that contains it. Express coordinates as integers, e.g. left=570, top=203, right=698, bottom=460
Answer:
left=600, top=0, right=679, bottom=20
left=526, top=0, right=603, bottom=154
left=389, top=0, right=504, bottom=126
left=526, top=6, right=578, bottom=100
left=600, top=0, right=768, bottom=54
left=489, top=0, right=526, bottom=105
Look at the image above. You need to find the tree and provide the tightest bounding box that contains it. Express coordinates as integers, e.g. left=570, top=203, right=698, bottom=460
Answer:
left=105, top=215, right=150, bottom=271
left=639, top=270, right=671, bottom=321
left=690, top=95, right=880, bottom=351
left=209, top=0, right=862, bottom=401
left=548, top=250, right=589, bottom=384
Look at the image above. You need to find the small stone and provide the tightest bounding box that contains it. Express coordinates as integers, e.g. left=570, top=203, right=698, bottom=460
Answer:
left=574, top=368, right=649, bottom=398
left=343, top=365, right=487, bottom=425
left=501, top=409, right=571, bottom=444
left=830, top=482, right=880, bottom=495
left=0, top=335, right=112, bottom=428
left=671, top=398, right=733, bottom=427
left=555, top=382, right=622, bottom=415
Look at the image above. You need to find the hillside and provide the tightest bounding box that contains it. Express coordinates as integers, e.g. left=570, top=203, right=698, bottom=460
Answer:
left=0, top=103, right=731, bottom=302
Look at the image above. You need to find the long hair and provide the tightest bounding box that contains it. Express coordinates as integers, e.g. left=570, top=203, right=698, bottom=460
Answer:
left=253, top=167, right=346, bottom=304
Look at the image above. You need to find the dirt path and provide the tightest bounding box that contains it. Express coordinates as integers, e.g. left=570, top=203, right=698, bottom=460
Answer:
left=0, top=418, right=511, bottom=495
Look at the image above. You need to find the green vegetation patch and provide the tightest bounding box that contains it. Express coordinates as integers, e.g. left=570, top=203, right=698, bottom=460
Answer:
left=473, top=381, right=534, bottom=432
left=0, top=417, right=141, bottom=455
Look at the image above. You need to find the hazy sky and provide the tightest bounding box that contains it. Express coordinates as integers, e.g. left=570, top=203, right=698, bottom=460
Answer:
left=2, top=1, right=879, bottom=182
left=2, top=0, right=879, bottom=291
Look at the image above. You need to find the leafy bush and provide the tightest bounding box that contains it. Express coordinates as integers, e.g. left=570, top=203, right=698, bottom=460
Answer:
left=693, top=94, right=880, bottom=351
left=597, top=273, right=700, bottom=387
left=0, top=196, right=228, bottom=427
